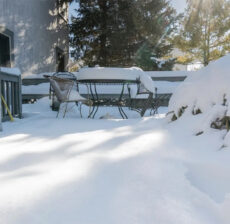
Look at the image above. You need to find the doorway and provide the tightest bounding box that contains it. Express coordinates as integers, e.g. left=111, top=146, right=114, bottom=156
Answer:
left=0, top=33, right=11, bottom=67
left=56, top=47, right=65, bottom=72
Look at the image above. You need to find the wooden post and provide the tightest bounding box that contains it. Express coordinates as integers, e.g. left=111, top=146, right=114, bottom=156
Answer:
left=18, top=74, right=22, bottom=118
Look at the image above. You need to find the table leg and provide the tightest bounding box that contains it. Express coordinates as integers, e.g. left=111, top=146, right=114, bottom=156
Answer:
left=117, top=84, right=128, bottom=119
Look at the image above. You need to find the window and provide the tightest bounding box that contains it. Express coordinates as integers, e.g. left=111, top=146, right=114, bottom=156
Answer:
left=56, top=47, right=65, bottom=72
left=0, top=33, right=11, bottom=67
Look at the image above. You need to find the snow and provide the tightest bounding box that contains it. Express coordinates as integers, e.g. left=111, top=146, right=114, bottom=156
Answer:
left=1, top=98, right=230, bottom=223
left=22, top=72, right=54, bottom=79
left=22, top=80, right=181, bottom=95
left=146, top=70, right=190, bottom=78
left=75, top=67, right=156, bottom=93
left=168, top=54, right=230, bottom=147
left=68, top=88, right=87, bottom=101
left=21, top=68, right=186, bottom=96
left=22, top=81, right=180, bottom=96
left=75, top=67, right=143, bottom=81
left=0, top=67, right=21, bottom=76
left=150, top=56, right=170, bottom=69
left=3, top=55, right=230, bottom=223
left=22, top=83, right=50, bottom=94
left=155, top=81, right=181, bottom=94
left=169, top=54, right=230, bottom=115
left=140, top=72, right=155, bottom=93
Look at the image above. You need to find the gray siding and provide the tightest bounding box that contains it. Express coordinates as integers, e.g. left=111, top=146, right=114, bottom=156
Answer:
left=0, top=0, right=69, bottom=77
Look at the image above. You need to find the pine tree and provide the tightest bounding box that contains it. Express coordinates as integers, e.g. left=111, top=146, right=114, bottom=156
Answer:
left=133, top=0, right=178, bottom=70
left=173, top=0, right=230, bottom=66
left=70, top=0, right=109, bottom=66
left=70, top=0, right=178, bottom=69
left=135, top=43, right=176, bottom=71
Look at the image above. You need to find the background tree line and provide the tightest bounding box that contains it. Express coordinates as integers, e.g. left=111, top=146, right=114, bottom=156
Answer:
left=173, top=0, right=230, bottom=66
left=64, top=0, right=230, bottom=70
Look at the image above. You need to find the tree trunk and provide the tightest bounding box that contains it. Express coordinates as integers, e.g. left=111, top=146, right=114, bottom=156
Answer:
left=99, top=0, right=107, bottom=66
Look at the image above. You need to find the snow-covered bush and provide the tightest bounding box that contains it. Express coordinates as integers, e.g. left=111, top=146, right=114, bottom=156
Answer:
left=168, top=54, right=230, bottom=140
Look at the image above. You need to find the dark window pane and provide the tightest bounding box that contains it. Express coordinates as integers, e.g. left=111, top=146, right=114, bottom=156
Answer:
left=0, top=33, right=11, bottom=67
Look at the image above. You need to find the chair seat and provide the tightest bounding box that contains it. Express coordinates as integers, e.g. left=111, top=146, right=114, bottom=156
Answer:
left=68, top=90, right=87, bottom=101
left=67, top=91, right=93, bottom=106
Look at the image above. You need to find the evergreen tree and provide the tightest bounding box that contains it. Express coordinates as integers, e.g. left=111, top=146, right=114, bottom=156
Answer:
left=70, top=0, right=178, bottom=69
left=135, top=43, right=176, bottom=71
left=133, top=0, right=178, bottom=70
left=173, top=0, right=230, bottom=66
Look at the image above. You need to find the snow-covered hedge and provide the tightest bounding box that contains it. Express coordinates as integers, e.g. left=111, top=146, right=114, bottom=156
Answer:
left=168, top=54, right=230, bottom=144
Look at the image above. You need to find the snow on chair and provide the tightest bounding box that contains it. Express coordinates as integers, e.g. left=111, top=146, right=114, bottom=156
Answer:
left=48, top=76, right=92, bottom=118
left=128, top=77, right=158, bottom=117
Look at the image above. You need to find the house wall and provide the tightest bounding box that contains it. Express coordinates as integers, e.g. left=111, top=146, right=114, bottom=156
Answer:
left=0, top=0, right=69, bottom=77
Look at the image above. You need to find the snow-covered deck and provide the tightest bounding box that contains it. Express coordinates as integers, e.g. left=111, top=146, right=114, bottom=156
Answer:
left=0, top=99, right=230, bottom=224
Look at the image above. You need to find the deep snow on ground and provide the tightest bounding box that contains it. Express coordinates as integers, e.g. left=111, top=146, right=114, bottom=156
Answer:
left=1, top=98, right=230, bottom=224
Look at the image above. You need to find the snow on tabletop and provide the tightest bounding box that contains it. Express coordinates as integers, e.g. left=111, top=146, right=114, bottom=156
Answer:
left=75, top=67, right=156, bottom=93
left=75, top=67, right=143, bottom=80
left=0, top=67, right=21, bottom=76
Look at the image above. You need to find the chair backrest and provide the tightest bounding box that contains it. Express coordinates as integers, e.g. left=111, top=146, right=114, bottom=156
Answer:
left=49, top=76, right=74, bottom=102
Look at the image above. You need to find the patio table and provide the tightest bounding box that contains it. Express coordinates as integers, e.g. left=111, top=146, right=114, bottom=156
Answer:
left=45, top=70, right=158, bottom=119
left=77, top=79, right=140, bottom=119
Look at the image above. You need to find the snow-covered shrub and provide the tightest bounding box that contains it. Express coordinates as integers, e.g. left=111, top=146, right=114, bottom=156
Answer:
left=168, top=54, right=230, bottom=135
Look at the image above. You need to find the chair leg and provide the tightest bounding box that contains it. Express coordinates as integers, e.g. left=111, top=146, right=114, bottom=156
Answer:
left=79, top=102, right=83, bottom=118
left=56, top=103, right=61, bottom=118
left=63, top=102, right=68, bottom=118
left=92, top=105, right=99, bottom=118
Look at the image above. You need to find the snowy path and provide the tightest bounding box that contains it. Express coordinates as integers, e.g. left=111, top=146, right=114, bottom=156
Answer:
left=1, top=100, right=230, bottom=224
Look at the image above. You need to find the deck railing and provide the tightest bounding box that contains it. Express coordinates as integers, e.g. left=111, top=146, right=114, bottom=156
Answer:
left=0, top=69, right=22, bottom=122
left=22, top=75, right=186, bottom=107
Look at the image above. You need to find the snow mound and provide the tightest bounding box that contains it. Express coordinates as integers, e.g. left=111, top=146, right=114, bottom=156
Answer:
left=169, top=55, right=230, bottom=114
left=168, top=54, right=230, bottom=145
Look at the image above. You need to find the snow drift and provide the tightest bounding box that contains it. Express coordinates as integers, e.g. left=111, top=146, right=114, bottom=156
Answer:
left=168, top=54, right=230, bottom=145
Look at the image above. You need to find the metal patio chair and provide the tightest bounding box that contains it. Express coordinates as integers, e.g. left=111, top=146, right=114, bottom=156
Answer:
left=128, top=79, right=159, bottom=117
left=48, top=76, right=92, bottom=118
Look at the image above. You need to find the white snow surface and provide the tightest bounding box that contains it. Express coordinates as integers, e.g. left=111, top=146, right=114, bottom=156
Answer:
left=75, top=67, right=156, bottom=93
left=0, top=67, right=21, bottom=76
left=75, top=67, right=143, bottom=81
left=146, top=70, right=190, bottom=77
left=169, top=54, right=230, bottom=114
left=0, top=98, right=230, bottom=223
left=168, top=54, right=230, bottom=147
